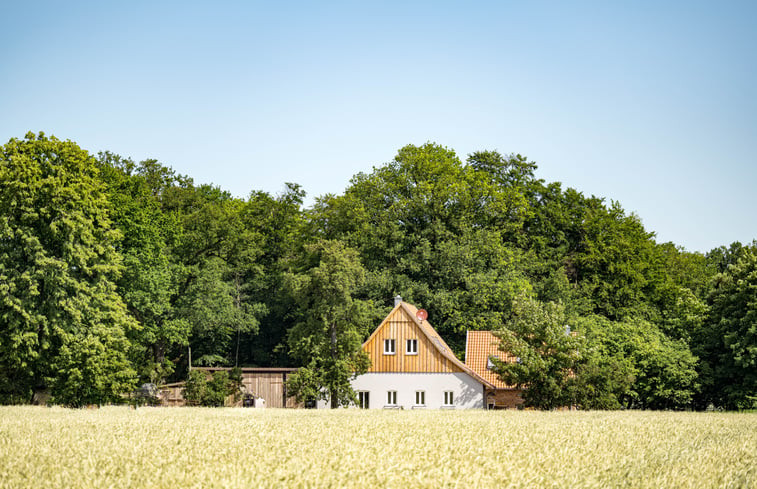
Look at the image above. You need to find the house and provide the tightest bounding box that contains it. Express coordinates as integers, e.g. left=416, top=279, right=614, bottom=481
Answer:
left=465, top=330, right=524, bottom=409
left=343, top=296, right=494, bottom=409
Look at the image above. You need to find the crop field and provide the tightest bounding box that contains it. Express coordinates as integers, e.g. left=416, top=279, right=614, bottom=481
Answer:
left=0, top=407, right=754, bottom=488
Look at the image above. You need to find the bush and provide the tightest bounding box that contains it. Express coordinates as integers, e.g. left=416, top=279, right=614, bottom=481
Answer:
left=183, top=370, right=237, bottom=407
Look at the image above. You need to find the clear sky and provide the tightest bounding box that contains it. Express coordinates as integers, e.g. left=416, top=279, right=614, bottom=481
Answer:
left=1, top=1, right=755, bottom=253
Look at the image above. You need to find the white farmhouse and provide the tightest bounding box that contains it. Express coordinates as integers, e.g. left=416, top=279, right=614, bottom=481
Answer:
left=346, top=296, right=493, bottom=409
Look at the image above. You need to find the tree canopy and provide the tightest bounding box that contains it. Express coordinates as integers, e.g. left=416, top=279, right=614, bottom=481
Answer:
left=1, top=133, right=753, bottom=410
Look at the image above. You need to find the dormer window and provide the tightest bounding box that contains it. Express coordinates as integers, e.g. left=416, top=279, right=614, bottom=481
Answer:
left=406, top=339, right=418, bottom=355
left=384, top=339, right=396, bottom=355
left=487, top=356, right=498, bottom=370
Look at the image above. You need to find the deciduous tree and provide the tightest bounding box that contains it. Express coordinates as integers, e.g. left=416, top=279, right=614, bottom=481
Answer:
left=285, top=240, right=373, bottom=408
left=0, top=133, right=136, bottom=406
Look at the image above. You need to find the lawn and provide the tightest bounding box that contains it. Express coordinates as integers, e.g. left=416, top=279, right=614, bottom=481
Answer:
left=0, top=407, right=754, bottom=488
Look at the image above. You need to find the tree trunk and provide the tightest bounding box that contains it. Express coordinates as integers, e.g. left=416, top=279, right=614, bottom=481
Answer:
left=330, top=322, right=337, bottom=409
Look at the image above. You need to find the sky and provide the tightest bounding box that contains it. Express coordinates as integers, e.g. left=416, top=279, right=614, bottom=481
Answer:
left=1, top=1, right=755, bottom=253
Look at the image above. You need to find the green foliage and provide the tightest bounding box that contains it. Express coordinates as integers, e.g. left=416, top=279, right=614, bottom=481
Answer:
left=576, top=315, right=699, bottom=409
left=698, top=248, right=757, bottom=410
left=0, top=133, right=137, bottom=406
left=2, top=133, right=750, bottom=411
left=286, top=240, right=373, bottom=408
left=183, top=370, right=237, bottom=407
left=492, top=295, right=583, bottom=409
left=309, top=144, right=532, bottom=354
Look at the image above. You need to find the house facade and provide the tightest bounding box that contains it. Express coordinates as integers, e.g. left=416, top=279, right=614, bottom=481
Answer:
left=344, top=297, right=493, bottom=409
left=465, top=330, right=524, bottom=409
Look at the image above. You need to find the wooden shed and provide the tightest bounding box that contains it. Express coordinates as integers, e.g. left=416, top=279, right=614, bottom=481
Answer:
left=157, top=367, right=301, bottom=408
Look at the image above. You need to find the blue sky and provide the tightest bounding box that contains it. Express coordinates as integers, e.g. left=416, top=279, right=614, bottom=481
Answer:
left=2, top=1, right=755, bottom=252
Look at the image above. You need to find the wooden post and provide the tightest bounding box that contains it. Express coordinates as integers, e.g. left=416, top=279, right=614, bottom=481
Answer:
left=282, top=372, right=287, bottom=408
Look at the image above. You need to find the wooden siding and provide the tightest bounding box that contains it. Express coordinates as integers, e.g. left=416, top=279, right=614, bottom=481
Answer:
left=158, top=368, right=302, bottom=408
left=363, top=307, right=465, bottom=373
left=239, top=371, right=300, bottom=409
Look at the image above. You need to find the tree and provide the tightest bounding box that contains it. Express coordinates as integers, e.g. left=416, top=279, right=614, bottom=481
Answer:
left=97, top=155, right=263, bottom=381
left=698, top=249, right=757, bottom=409
left=492, top=295, right=582, bottom=409
left=96, top=153, right=191, bottom=384
left=575, top=315, right=699, bottom=409
left=285, top=240, right=373, bottom=408
left=0, top=133, right=136, bottom=406
left=309, top=143, right=532, bottom=355
left=182, top=369, right=238, bottom=407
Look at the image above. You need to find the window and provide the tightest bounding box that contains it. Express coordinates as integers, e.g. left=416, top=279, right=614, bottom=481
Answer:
left=386, top=390, right=397, bottom=406
left=414, top=390, right=425, bottom=406
left=383, top=339, right=396, bottom=355
left=487, top=356, right=498, bottom=370
left=406, top=339, right=418, bottom=355
left=358, top=391, right=370, bottom=409
left=443, top=391, right=454, bottom=406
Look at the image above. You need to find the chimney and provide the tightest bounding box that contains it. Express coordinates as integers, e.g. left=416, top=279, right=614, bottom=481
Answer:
left=394, top=295, right=402, bottom=307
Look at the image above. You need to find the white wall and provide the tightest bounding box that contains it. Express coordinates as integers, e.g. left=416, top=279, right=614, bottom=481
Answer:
left=346, top=372, right=485, bottom=409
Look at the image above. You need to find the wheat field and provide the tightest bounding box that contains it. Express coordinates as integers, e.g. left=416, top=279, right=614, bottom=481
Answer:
left=0, top=407, right=754, bottom=488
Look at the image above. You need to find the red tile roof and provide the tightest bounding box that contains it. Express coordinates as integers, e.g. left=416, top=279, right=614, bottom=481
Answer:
left=465, top=331, right=518, bottom=389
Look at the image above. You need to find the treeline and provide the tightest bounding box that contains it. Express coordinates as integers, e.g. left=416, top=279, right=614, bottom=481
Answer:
left=0, top=132, right=754, bottom=409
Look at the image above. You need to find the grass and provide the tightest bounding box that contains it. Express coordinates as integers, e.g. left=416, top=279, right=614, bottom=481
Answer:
left=0, top=407, right=754, bottom=488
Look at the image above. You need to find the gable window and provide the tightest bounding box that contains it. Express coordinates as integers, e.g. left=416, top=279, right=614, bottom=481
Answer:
left=406, top=339, right=418, bottom=355
left=383, top=339, right=396, bottom=355
left=414, top=390, right=425, bottom=406
left=358, top=391, right=370, bottom=409
left=386, top=390, right=397, bottom=406
left=443, top=391, right=454, bottom=406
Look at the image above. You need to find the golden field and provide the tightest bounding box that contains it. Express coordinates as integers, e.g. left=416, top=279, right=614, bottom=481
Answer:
left=0, top=407, right=754, bottom=488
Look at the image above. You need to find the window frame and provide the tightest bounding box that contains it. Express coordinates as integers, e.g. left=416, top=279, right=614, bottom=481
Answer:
left=414, top=390, right=425, bottom=407
left=357, top=391, right=370, bottom=409
left=383, top=338, right=396, bottom=355
left=406, top=338, right=418, bottom=355
left=443, top=390, right=454, bottom=407
left=386, top=390, right=397, bottom=406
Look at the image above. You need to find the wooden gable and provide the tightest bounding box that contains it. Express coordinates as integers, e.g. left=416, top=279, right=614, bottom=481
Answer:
left=362, top=304, right=466, bottom=373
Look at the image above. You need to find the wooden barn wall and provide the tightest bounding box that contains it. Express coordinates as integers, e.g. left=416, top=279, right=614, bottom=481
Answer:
left=158, top=384, right=186, bottom=407
left=363, top=308, right=463, bottom=373
left=240, top=372, right=300, bottom=408
left=158, top=372, right=302, bottom=408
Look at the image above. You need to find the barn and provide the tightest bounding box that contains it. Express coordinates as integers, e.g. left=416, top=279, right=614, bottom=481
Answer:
left=158, top=367, right=301, bottom=408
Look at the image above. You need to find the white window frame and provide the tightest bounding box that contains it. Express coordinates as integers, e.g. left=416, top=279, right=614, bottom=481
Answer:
left=386, top=390, right=397, bottom=406
left=443, top=390, right=454, bottom=407
left=414, top=390, right=425, bottom=407
left=383, top=338, right=396, bottom=355
left=357, top=391, right=370, bottom=409
left=406, top=338, right=418, bottom=355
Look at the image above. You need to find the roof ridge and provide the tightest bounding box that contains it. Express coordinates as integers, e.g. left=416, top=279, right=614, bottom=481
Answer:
left=399, top=303, right=494, bottom=389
